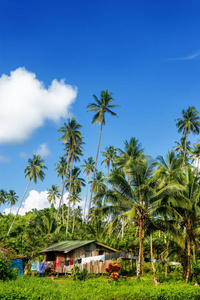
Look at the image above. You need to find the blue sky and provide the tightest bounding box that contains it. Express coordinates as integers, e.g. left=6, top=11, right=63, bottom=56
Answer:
left=1, top=0, right=200, bottom=214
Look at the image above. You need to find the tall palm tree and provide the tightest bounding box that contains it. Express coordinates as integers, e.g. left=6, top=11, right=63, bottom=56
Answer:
left=86, top=90, right=119, bottom=224
left=7, top=155, right=47, bottom=236
left=6, top=190, right=19, bottom=214
left=115, top=138, right=147, bottom=177
left=0, top=189, right=7, bottom=206
left=57, top=118, right=82, bottom=222
left=47, top=185, right=60, bottom=205
left=65, top=142, right=83, bottom=233
left=175, top=106, right=200, bottom=166
left=66, top=166, right=85, bottom=233
left=105, top=161, right=156, bottom=278
left=81, top=157, right=95, bottom=224
left=190, top=141, right=200, bottom=169
left=154, top=150, right=183, bottom=188
left=54, top=156, right=67, bottom=223
left=92, top=171, right=106, bottom=208
left=174, top=137, right=191, bottom=154
left=101, top=145, right=117, bottom=192
left=178, top=166, right=200, bottom=283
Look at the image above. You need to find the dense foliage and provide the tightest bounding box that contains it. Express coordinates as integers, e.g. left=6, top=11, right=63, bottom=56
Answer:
left=1, top=277, right=200, bottom=300
left=1, top=101, right=200, bottom=287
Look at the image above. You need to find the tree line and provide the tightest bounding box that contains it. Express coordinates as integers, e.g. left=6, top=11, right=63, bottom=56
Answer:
left=1, top=91, right=200, bottom=284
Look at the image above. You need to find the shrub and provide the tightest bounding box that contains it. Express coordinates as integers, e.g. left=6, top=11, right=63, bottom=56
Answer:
left=105, top=262, right=121, bottom=275
left=0, top=255, right=18, bottom=281
left=71, top=266, right=88, bottom=281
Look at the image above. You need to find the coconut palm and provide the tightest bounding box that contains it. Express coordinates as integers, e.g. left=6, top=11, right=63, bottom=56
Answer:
left=190, top=141, right=200, bottom=169
left=66, top=166, right=85, bottom=233
left=0, top=189, right=7, bottom=206
left=86, top=90, right=119, bottom=224
left=104, top=161, right=156, bottom=278
left=6, top=190, right=19, bottom=214
left=7, top=155, right=47, bottom=236
left=47, top=185, right=60, bottom=205
left=57, top=118, right=82, bottom=222
left=175, top=106, right=200, bottom=166
left=81, top=157, right=95, bottom=224
left=154, top=150, right=183, bottom=188
left=174, top=137, right=191, bottom=154
left=92, top=171, right=106, bottom=208
left=6, top=158, right=45, bottom=237
left=65, top=142, right=83, bottom=233
left=178, top=166, right=200, bottom=283
left=54, top=156, right=67, bottom=223
left=101, top=145, right=117, bottom=192
left=115, top=138, right=147, bottom=177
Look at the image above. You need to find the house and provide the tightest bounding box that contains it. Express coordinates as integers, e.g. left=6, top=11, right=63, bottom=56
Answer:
left=40, top=240, right=119, bottom=274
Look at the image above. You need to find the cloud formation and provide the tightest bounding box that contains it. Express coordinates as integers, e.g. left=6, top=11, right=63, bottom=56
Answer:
left=3, top=189, right=69, bottom=216
left=168, top=51, right=200, bottom=61
left=0, top=68, right=77, bottom=144
left=0, top=154, right=10, bottom=163
left=34, top=143, right=51, bottom=158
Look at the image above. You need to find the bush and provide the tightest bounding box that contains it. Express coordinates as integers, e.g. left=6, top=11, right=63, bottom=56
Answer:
left=71, top=266, right=88, bottom=281
left=0, top=255, right=18, bottom=281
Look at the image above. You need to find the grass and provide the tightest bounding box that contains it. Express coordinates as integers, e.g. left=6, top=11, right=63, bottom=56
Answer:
left=1, top=275, right=200, bottom=299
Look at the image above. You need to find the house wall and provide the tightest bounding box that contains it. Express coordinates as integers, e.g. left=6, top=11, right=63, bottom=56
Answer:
left=45, top=242, right=116, bottom=273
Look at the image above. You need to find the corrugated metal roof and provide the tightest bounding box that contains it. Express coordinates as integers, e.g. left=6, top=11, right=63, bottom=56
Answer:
left=40, top=240, right=96, bottom=253
left=95, top=242, right=118, bottom=252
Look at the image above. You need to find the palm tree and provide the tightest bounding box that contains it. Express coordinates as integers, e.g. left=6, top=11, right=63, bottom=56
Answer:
left=65, top=142, right=83, bottom=233
left=101, top=145, right=117, bottom=192
left=174, top=137, right=191, bottom=154
left=66, top=166, right=85, bottom=233
left=115, top=138, right=147, bottom=177
left=47, top=185, right=60, bottom=205
left=54, top=156, right=67, bottom=223
left=105, top=161, right=156, bottom=278
left=178, top=166, right=200, bottom=283
left=57, top=118, right=82, bottom=222
left=175, top=106, right=200, bottom=166
left=154, top=150, right=183, bottom=188
left=190, top=141, right=200, bottom=169
left=86, top=90, right=119, bottom=224
left=92, top=171, right=106, bottom=208
left=0, top=189, right=7, bottom=206
left=6, top=190, right=19, bottom=214
left=81, top=157, right=95, bottom=224
left=7, top=155, right=47, bottom=236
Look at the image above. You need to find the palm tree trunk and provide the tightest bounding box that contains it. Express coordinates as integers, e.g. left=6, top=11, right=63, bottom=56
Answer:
left=56, top=153, right=70, bottom=222
left=103, top=164, right=110, bottom=207
left=86, top=121, right=103, bottom=224
left=66, top=162, right=73, bottom=234
left=185, top=222, right=191, bottom=283
left=165, top=240, right=169, bottom=277
left=72, top=200, right=75, bottom=234
left=122, top=218, right=124, bottom=238
left=150, top=232, right=158, bottom=284
left=7, top=179, right=31, bottom=236
left=83, top=175, right=90, bottom=224
left=182, top=131, right=189, bottom=167
left=137, top=218, right=143, bottom=278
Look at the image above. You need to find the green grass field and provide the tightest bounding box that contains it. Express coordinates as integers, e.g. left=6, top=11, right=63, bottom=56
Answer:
left=1, top=276, right=200, bottom=300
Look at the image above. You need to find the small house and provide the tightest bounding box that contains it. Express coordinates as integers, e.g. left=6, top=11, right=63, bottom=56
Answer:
left=40, top=240, right=119, bottom=274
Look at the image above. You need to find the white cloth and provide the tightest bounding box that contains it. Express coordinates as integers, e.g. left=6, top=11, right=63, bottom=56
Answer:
left=82, top=255, right=104, bottom=264
left=170, top=262, right=181, bottom=266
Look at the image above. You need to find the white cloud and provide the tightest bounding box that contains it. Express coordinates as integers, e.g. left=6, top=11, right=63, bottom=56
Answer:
left=34, top=143, right=51, bottom=158
left=0, top=68, right=77, bottom=144
left=168, top=51, right=200, bottom=61
left=3, top=190, right=69, bottom=216
left=0, top=154, right=10, bottom=163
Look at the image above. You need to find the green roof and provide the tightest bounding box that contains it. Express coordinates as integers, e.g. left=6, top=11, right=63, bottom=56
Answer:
left=40, top=240, right=96, bottom=253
